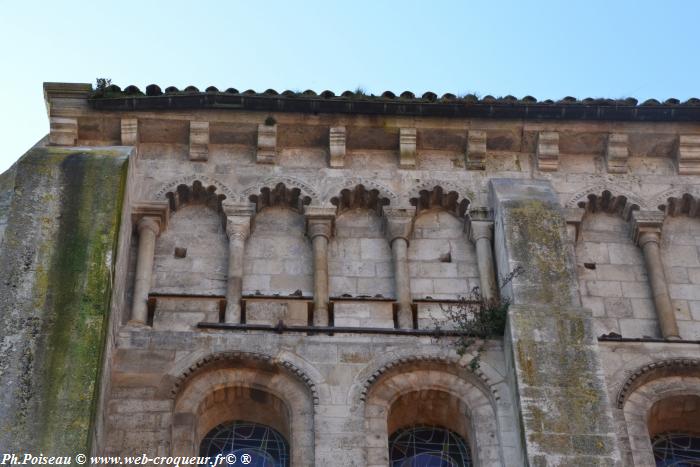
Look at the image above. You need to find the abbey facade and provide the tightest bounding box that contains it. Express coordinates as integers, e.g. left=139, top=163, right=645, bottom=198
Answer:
left=1, top=83, right=700, bottom=466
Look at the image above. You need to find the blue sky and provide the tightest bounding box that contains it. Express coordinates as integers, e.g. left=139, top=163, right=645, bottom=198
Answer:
left=1, top=0, right=698, bottom=173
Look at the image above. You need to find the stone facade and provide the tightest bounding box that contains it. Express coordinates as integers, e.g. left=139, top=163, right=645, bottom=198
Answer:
left=1, top=82, right=700, bottom=465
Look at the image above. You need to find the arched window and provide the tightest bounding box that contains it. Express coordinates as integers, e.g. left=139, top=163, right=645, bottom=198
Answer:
left=199, top=421, right=289, bottom=467
left=389, top=425, right=472, bottom=467
left=651, top=432, right=700, bottom=466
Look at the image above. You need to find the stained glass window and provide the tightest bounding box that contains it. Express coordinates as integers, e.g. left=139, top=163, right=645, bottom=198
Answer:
left=389, top=425, right=472, bottom=467
left=199, top=421, right=289, bottom=467
left=652, top=432, right=700, bottom=466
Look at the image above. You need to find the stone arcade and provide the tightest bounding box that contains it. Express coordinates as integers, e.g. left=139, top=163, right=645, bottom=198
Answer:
left=1, top=83, right=700, bottom=466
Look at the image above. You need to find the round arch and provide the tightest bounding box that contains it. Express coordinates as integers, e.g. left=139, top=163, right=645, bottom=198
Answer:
left=363, top=360, right=503, bottom=467
left=623, top=375, right=700, bottom=466
left=170, top=357, right=315, bottom=465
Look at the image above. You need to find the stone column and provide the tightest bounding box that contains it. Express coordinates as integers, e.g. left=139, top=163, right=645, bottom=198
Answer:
left=305, top=207, right=336, bottom=327
left=223, top=203, right=255, bottom=324
left=467, top=207, right=498, bottom=302
left=130, top=202, right=169, bottom=325
left=632, top=211, right=680, bottom=339
left=384, top=207, right=416, bottom=329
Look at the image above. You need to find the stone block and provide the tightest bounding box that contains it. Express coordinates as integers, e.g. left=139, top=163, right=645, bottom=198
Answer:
left=608, top=243, right=643, bottom=265
left=536, top=131, right=559, bottom=172
left=246, top=300, right=309, bottom=326
left=416, top=303, right=457, bottom=330
left=399, top=127, right=417, bottom=168
left=49, top=116, right=78, bottom=145
left=585, top=280, right=622, bottom=298
left=466, top=130, right=487, bottom=170
left=121, top=118, right=139, bottom=146
left=677, top=135, right=700, bottom=175
left=332, top=301, right=394, bottom=328
left=256, top=123, right=277, bottom=164
left=619, top=318, right=660, bottom=338
left=189, top=121, right=209, bottom=161
left=329, top=126, right=346, bottom=167
left=603, top=297, right=633, bottom=318
left=605, top=133, right=629, bottom=174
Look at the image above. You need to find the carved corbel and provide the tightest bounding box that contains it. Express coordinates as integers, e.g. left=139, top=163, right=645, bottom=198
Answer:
left=329, top=127, right=346, bottom=168
left=257, top=124, right=277, bottom=164
left=189, top=121, right=209, bottom=161
left=466, top=130, right=487, bottom=170
left=605, top=133, right=629, bottom=174
left=536, top=131, right=559, bottom=172
left=399, top=128, right=417, bottom=169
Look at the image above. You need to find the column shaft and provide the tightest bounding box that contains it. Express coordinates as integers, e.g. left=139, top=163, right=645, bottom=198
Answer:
left=131, top=218, right=159, bottom=324
left=639, top=233, right=680, bottom=339
left=225, top=235, right=246, bottom=323
left=312, top=235, right=330, bottom=326
left=469, top=218, right=498, bottom=302
left=392, top=238, right=413, bottom=329
left=474, top=236, right=497, bottom=302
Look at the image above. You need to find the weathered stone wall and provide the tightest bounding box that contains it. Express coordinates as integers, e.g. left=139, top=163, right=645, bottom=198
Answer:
left=0, top=146, right=128, bottom=454
left=577, top=213, right=658, bottom=338
left=244, top=207, right=313, bottom=296
left=409, top=210, right=479, bottom=300
left=662, top=216, right=700, bottom=339
left=2, top=84, right=697, bottom=465
left=0, top=161, right=17, bottom=246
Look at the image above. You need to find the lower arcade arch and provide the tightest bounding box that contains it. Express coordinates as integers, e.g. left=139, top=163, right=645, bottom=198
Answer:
left=171, top=360, right=314, bottom=466
left=364, top=362, right=502, bottom=467
left=623, top=375, right=700, bottom=466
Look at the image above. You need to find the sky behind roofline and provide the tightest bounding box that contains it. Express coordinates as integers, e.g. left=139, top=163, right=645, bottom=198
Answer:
left=1, top=0, right=699, bottom=173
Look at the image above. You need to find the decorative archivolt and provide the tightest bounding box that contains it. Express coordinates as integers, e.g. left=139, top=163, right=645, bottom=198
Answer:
left=352, top=353, right=501, bottom=406
left=324, top=177, right=398, bottom=204
left=571, top=189, right=642, bottom=221
left=167, top=351, right=320, bottom=405
left=409, top=185, right=471, bottom=218
left=658, top=192, right=700, bottom=218
left=616, top=358, right=700, bottom=409
left=155, top=175, right=234, bottom=200
left=247, top=183, right=312, bottom=213
left=240, top=176, right=319, bottom=203
left=331, top=184, right=392, bottom=216
left=164, top=180, right=227, bottom=214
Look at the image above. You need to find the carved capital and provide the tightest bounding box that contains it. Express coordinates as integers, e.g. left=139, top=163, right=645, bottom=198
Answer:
left=226, top=217, right=251, bottom=241
left=132, top=201, right=169, bottom=235
left=305, top=206, right=336, bottom=240
left=464, top=207, right=493, bottom=242
left=631, top=210, right=665, bottom=246
left=222, top=201, right=256, bottom=219
left=222, top=201, right=254, bottom=241
left=384, top=207, right=416, bottom=244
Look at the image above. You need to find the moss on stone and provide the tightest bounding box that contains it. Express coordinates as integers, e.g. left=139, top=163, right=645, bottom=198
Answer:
left=508, top=199, right=573, bottom=306
left=0, top=146, right=128, bottom=455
